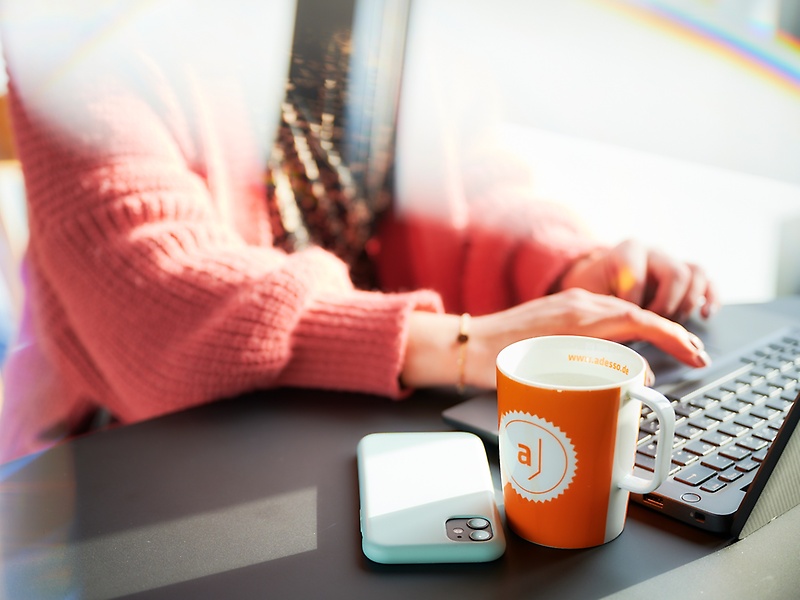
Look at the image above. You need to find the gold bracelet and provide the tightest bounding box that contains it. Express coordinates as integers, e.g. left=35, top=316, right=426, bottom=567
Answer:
left=456, top=313, right=471, bottom=393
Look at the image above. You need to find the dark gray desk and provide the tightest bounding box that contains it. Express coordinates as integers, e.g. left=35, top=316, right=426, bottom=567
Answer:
left=3, top=299, right=800, bottom=599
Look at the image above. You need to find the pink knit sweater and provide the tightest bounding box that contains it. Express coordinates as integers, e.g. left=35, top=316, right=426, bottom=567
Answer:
left=0, top=33, right=596, bottom=462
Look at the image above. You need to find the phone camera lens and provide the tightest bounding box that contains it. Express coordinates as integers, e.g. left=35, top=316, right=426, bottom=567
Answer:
left=466, top=518, right=489, bottom=530
left=469, top=529, right=492, bottom=541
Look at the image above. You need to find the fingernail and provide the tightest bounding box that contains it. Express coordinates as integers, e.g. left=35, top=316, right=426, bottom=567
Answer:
left=697, top=350, right=712, bottom=368
left=689, top=334, right=705, bottom=351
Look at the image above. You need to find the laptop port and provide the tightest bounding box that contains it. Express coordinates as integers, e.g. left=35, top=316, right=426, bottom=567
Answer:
left=691, top=511, right=706, bottom=523
left=642, top=494, right=664, bottom=509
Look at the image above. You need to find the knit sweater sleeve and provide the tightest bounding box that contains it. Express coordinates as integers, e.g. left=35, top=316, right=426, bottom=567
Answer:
left=10, top=76, right=441, bottom=423
left=460, top=178, right=602, bottom=315
left=376, top=178, right=600, bottom=316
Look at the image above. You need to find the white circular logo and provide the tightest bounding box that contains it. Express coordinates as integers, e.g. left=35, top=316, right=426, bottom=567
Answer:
left=500, top=411, right=577, bottom=503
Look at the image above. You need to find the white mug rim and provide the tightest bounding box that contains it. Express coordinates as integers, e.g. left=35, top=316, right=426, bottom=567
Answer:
left=496, top=335, right=647, bottom=391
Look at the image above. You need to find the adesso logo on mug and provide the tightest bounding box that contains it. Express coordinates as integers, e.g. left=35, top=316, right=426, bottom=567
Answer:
left=500, top=411, right=577, bottom=503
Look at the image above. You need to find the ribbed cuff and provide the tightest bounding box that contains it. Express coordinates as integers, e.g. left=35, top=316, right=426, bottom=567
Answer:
left=276, top=289, right=443, bottom=398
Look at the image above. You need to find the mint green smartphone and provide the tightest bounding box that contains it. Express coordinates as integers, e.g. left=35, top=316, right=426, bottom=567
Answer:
left=357, top=431, right=506, bottom=564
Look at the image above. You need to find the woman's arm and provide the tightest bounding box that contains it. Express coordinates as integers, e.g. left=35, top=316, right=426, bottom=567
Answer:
left=10, top=67, right=442, bottom=423
left=401, top=288, right=711, bottom=391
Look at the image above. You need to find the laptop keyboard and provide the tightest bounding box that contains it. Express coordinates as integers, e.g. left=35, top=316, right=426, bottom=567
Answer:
left=635, top=329, right=800, bottom=495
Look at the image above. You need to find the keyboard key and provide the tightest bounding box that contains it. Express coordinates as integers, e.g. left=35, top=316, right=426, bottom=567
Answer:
left=720, top=398, right=749, bottom=414
left=722, top=380, right=749, bottom=395
left=765, top=359, right=792, bottom=372
left=766, top=398, right=793, bottom=412
left=674, top=464, right=717, bottom=486
left=752, top=427, right=778, bottom=443
left=741, top=352, right=765, bottom=365
left=737, top=391, right=767, bottom=405
left=752, top=366, right=780, bottom=380
left=719, top=446, right=751, bottom=461
left=689, top=416, right=718, bottom=430
left=700, top=480, right=727, bottom=493
left=676, top=424, right=705, bottom=440
left=736, top=436, right=769, bottom=452
left=772, top=375, right=797, bottom=391
left=735, top=460, right=760, bottom=473
left=719, top=470, right=744, bottom=483
left=736, top=373, right=765, bottom=387
left=701, top=455, right=736, bottom=471
left=750, top=406, right=781, bottom=421
left=734, top=414, right=764, bottom=429
left=687, top=396, right=717, bottom=410
left=638, top=441, right=658, bottom=458
left=672, top=450, right=699, bottom=467
left=751, top=383, right=781, bottom=398
left=635, top=453, right=655, bottom=472
left=769, top=420, right=785, bottom=433
left=718, top=423, right=750, bottom=438
left=775, top=339, right=798, bottom=350
left=702, top=431, right=734, bottom=446
left=705, top=407, right=736, bottom=422
left=751, top=448, right=769, bottom=463
left=704, top=389, right=733, bottom=403
left=674, top=403, right=703, bottom=419
left=640, top=420, right=660, bottom=436
left=684, top=440, right=717, bottom=457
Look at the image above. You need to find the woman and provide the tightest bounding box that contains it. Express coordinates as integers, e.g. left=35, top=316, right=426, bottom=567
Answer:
left=0, top=2, right=715, bottom=462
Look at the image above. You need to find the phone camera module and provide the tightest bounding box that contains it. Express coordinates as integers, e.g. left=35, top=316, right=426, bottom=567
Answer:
left=446, top=517, right=494, bottom=542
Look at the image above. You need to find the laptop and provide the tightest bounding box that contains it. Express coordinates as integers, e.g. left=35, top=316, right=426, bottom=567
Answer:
left=296, top=0, right=800, bottom=539
left=442, top=300, right=800, bottom=538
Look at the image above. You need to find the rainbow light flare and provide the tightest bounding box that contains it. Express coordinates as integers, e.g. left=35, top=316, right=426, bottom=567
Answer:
left=599, top=0, right=800, bottom=97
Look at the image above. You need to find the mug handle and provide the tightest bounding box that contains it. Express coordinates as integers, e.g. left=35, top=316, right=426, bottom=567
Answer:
left=618, top=385, right=676, bottom=495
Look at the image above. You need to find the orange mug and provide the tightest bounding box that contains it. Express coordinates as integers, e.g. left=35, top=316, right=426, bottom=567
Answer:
left=496, top=336, right=675, bottom=549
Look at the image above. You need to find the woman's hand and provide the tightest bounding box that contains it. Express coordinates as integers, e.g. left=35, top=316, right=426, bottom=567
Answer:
left=557, top=240, right=719, bottom=322
left=401, top=288, right=711, bottom=391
